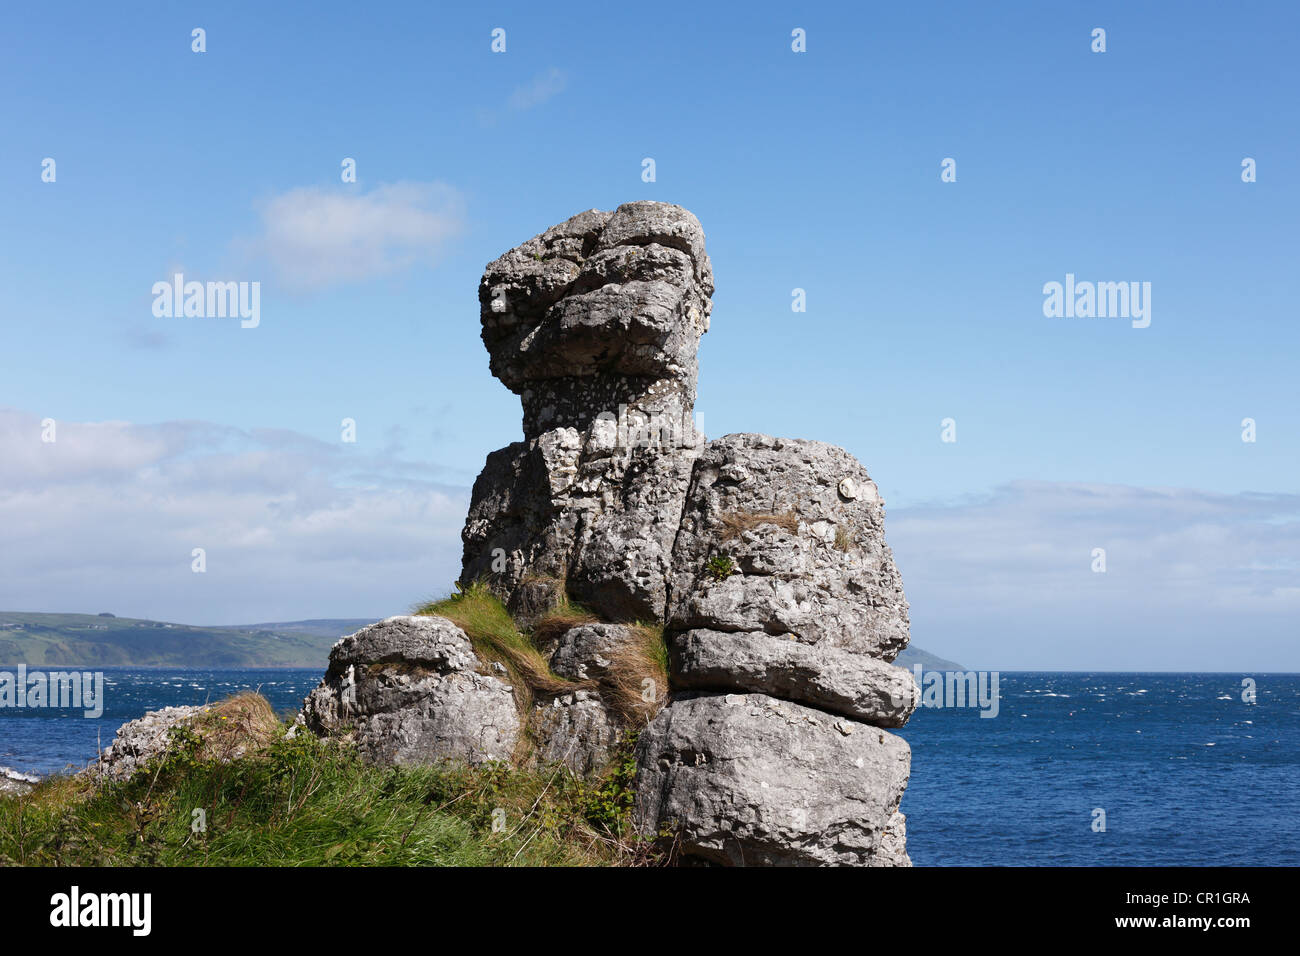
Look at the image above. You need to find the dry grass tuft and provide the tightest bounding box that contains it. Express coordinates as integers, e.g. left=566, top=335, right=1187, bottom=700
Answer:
left=417, top=582, right=586, bottom=712
left=192, top=691, right=282, bottom=762
left=600, top=624, right=670, bottom=726
left=530, top=602, right=599, bottom=651
left=719, top=509, right=800, bottom=541
left=834, top=526, right=856, bottom=552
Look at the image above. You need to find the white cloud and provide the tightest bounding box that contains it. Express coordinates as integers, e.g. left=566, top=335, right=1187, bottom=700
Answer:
left=238, top=181, right=465, bottom=292
left=0, top=408, right=468, bottom=623
left=888, top=481, right=1300, bottom=670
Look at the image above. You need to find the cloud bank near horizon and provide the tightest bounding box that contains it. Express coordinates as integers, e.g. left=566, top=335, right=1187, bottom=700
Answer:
left=0, top=408, right=467, bottom=625
left=889, top=481, right=1300, bottom=671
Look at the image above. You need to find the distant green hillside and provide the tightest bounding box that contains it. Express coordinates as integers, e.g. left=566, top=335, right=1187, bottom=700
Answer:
left=0, top=612, right=377, bottom=667
left=0, top=611, right=964, bottom=671
left=894, top=645, right=967, bottom=671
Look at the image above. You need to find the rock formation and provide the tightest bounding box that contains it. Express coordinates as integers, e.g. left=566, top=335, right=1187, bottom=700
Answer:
left=303, top=201, right=920, bottom=865
left=462, top=202, right=712, bottom=625
left=301, top=615, right=521, bottom=766
left=90, top=705, right=212, bottom=782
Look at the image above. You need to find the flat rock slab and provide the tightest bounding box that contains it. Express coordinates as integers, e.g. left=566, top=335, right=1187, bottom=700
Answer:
left=670, top=629, right=919, bottom=727
left=634, top=692, right=912, bottom=866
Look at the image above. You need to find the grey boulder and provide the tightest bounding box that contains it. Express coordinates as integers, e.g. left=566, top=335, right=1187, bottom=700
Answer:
left=301, top=615, right=520, bottom=766
left=633, top=693, right=912, bottom=866
left=531, top=690, right=622, bottom=776
left=461, top=417, right=700, bottom=624
left=479, top=201, right=713, bottom=439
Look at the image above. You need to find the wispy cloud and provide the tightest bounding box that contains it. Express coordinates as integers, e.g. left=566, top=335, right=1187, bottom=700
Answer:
left=507, top=67, right=567, bottom=111
left=236, top=182, right=465, bottom=292
left=479, top=67, right=568, bottom=126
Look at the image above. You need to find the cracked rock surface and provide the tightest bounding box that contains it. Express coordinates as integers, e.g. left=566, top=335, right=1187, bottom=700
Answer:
left=633, top=693, right=912, bottom=866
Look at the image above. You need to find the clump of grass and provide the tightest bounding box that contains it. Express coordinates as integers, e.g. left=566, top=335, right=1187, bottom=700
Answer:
left=529, top=596, right=599, bottom=651
left=602, top=624, right=670, bottom=725
left=719, top=509, right=800, bottom=541
left=705, top=555, right=735, bottom=581
left=0, top=719, right=659, bottom=866
left=834, top=526, right=856, bottom=552
left=190, top=691, right=282, bottom=763
left=416, top=582, right=582, bottom=708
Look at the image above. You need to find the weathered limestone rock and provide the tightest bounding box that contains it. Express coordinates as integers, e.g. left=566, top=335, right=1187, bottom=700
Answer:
left=871, top=811, right=913, bottom=867
left=531, top=690, right=622, bottom=776
left=461, top=423, right=699, bottom=623
left=463, top=201, right=712, bottom=623
left=91, top=704, right=210, bottom=783
left=301, top=616, right=520, bottom=766
left=667, top=433, right=910, bottom=662
left=479, top=202, right=713, bottom=439
left=549, top=622, right=637, bottom=682
left=401, top=202, right=917, bottom=864
left=633, top=693, right=912, bottom=866
left=670, top=629, right=919, bottom=726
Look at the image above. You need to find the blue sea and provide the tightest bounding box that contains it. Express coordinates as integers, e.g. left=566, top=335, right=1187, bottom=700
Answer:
left=2, top=669, right=1296, bottom=866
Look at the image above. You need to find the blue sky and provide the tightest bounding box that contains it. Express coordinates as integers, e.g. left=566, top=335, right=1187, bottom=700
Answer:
left=2, top=1, right=1297, bottom=668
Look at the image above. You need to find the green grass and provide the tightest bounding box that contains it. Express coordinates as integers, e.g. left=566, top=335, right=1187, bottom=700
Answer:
left=415, top=582, right=669, bottom=729
left=0, top=703, right=655, bottom=867
left=414, top=582, right=581, bottom=705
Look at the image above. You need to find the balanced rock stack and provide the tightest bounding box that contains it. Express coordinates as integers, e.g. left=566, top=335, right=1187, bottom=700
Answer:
left=462, top=201, right=713, bottom=625
left=639, top=432, right=918, bottom=865
left=303, top=201, right=921, bottom=865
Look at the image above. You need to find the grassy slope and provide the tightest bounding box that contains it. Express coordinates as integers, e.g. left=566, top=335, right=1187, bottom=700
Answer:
left=0, top=612, right=376, bottom=667
left=0, top=698, right=648, bottom=867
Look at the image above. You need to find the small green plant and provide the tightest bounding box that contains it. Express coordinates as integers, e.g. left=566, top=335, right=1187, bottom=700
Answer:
left=581, top=732, right=640, bottom=836
left=705, top=555, right=735, bottom=582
